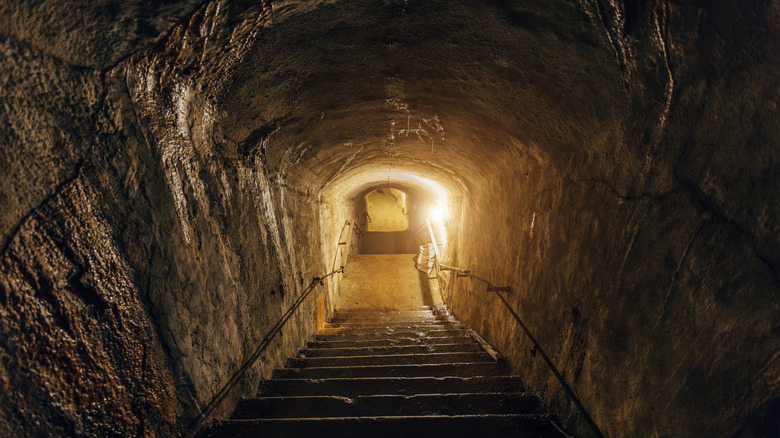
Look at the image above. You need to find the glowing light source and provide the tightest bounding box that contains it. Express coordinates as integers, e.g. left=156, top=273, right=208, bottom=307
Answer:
left=428, top=205, right=447, bottom=223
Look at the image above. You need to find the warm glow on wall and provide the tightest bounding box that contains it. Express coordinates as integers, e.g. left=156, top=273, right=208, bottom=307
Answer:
left=322, top=165, right=458, bottom=262
left=428, top=205, right=447, bottom=223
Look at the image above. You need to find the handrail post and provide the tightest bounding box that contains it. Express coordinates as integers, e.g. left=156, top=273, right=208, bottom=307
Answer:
left=342, top=220, right=354, bottom=267
left=350, top=219, right=363, bottom=238
left=333, top=219, right=363, bottom=272
left=332, top=221, right=348, bottom=272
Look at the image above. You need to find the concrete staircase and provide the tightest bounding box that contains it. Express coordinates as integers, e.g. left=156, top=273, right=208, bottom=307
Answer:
left=207, top=306, right=567, bottom=437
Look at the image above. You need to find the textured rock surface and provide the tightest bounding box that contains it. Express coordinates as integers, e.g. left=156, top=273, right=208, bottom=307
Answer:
left=442, top=2, right=780, bottom=437
left=0, top=1, right=202, bottom=68
left=0, top=178, right=178, bottom=437
left=2, top=1, right=325, bottom=436
left=1, top=0, right=778, bottom=437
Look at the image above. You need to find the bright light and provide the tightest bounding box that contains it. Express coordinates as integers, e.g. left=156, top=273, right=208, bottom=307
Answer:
left=428, top=205, right=446, bottom=223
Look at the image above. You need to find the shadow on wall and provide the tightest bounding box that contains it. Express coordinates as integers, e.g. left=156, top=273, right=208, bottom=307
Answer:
left=360, top=231, right=416, bottom=254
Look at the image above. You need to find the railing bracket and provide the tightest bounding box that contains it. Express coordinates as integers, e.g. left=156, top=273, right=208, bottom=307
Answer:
left=486, top=285, right=512, bottom=294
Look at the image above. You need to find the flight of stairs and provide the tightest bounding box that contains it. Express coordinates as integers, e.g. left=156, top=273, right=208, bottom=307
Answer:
left=207, top=306, right=567, bottom=437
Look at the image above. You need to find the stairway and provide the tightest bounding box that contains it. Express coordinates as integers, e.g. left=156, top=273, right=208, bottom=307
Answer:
left=207, top=306, right=567, bottom=437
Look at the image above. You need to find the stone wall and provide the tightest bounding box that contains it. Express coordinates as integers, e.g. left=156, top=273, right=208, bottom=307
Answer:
left=1, top=1, right=327, bottom=435
left=443, top=1, right=780, bottom=437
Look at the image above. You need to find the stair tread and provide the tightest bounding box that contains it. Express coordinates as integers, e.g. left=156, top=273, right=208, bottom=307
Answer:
left=308, top=338, right=476, bottom=348
left=334, top=306, right=436, bottom=311
left=313, top=335, right=474, bottom=341
left=225, top=413, right=550, bottom=420
left=266, top=376, right=522, bottom=382
left=300, top=343, right=481, bottom=357
left=209, top=414, right=563, bottom=438
left=320, top=325, right=466, bottom=332
left=299, top=351, right=490, bottom=360
left=314, top=333, right=471, bottom=341
left=280, top=361, right=500, bottom=370
left=209, top=306, right=567, bottom=437
left=291, top=352, right=492, bottom=367
left=327, top=316, right=453, bottom=321
left=273, top=362, right=509, bottom=379
left=327, top=319, right=456, bottom=324
left=259, top=376, right=525, bottom=396
left=319, top=327, right=467, bottom=333
left=232, top=392, right=542, bottom=419
left=246, top=392, right=536, bottom=399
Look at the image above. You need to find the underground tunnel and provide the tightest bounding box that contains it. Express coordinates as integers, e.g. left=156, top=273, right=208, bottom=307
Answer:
left=1, top=0, right=779, bottom=437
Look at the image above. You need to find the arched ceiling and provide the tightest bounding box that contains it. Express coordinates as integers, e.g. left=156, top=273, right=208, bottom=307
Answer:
left=213, top=0, right=629, bottom=197
left=325, top=167, right=452, bottom=210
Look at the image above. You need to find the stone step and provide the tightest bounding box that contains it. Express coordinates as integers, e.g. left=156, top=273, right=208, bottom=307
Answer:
left=318, top=325, right=467, bottom=336
left=231, top=392, right=543, bottom=419
left=333, top=306, right=436, bottom=313
left=330, top=310, right=439, bottom=319
left=258, top=376, right=526, bottom=397
left=328, top=313, right=446, bottom=320
left=324, top=319, right=458, bottom=328
left=272, top=362, right=509, bottom=379
left=307, top=336, right=475, bottom=349
left=207, top=306, right=570, bottom=438
left=207, top=414, right=563, bottom=438
left=288, top=351, right=493, bottom=368
left=299, top=343, right=482, bottom=357
left=324, top=319, right=463, bottom=329
left=314, top=330, right=469, bottom=342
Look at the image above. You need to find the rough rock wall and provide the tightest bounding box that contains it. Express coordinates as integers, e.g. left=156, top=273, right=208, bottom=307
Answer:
left=111, top=0, right=328, bottom=426
left=0, top=177, right=179, bottom=438
left=445, top=1, right=780, bottom=437
left=0, top=35, right=182, bottom=436
left=1, top=1, right=327, bottom=436
left=0, top=0, right=202, bottom=68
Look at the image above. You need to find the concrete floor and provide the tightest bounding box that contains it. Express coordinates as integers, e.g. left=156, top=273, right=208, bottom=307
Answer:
left=339, top=254, right=442, bottom=309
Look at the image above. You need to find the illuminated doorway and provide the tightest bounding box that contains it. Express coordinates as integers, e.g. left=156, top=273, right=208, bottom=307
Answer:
left=364, top=188, right=408, bottom=232
left=361, top=188, right=413, bottom=253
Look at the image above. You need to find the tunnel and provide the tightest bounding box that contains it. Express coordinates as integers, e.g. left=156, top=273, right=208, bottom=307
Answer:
left=1, top=0, right=779, bottom=437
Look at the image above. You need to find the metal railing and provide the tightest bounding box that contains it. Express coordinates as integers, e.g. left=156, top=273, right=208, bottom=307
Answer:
left=332, top=219, right=363, bottom=272
left=424, top=221, right=606, bottom=438
left=187, top=220, right=362, bottom=438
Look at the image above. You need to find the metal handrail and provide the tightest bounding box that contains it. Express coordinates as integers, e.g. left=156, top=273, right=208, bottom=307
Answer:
left=350, top=219, right=364, bottom=238
left=186, top=220, right=363, bottom=437
left=186, top=268, right=342, bottom=438
left=425, top=223, right=605, bottom=438
left=332, top=219, right=363, bottom=272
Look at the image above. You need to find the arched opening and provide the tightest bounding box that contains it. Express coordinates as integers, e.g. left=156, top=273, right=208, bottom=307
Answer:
left=360, top=187, right=410, bottom=254
left=363, top=187, right=408, bottom=232
left=318, top=167, right=459, bottom=312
